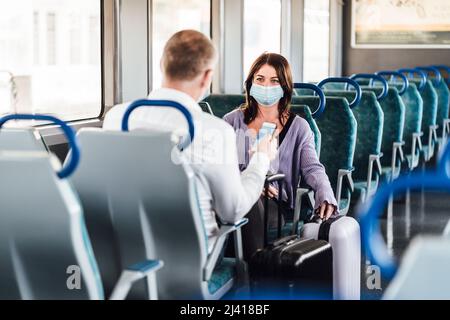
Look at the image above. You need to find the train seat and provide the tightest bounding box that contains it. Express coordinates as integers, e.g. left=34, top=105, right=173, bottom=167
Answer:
left=419, top=69, right=450, bottom=151
left=377, top=72, right=423, bottom=171
left=70, top=100, right=248, bottom=300
left=399, top=69, right=438, bottom=162
left=0, top=114, right=162, bottom=300
left=360, top=86, right=406, bottom=181
left=322, top=87, right=383, bottom=203
left=293, top=90, right=357, bottom=215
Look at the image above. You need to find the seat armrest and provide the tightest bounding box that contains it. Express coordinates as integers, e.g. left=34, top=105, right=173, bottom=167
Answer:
left=409, top=132, right=424, bottom=169
left=425, top=126, right=439, bottom=161
left=366, top=153, right=383, bottom=194
left=336, top=168, right=355, bottom=210
left=393, top=141, right=405, bottom=162
left=110, top=260, right=164, bottom=300
left=412, top=132, right=424, bottom=152
left=294, top=187, right=314, bottom=235
left=443, top=119, right=450, bottom=140
left=266, top=173, right=286, bottom=184
left=204, top=218, right=249, bottom=282
left=431, top=125, right=439, bottom=141
left=391, top=141, right=405, bottom=179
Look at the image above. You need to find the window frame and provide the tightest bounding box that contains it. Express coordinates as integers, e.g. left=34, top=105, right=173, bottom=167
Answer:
left=302, top=0, right=332, bottom=82
left=148, top=0, right=213, bottom=92
left=2, top=0, right=107, bottom=130
left=36, top=0, right=113, bottom=145
left=242, top=0, right=283, bottom=80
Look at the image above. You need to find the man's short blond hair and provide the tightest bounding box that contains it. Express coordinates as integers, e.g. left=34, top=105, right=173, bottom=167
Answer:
left=162, top=30, right=216, bottom=81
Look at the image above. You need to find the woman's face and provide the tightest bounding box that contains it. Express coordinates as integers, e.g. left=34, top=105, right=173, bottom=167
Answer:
left=253, top=64, right=280, bottom=87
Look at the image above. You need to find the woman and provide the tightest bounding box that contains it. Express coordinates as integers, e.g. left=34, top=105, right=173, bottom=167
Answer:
left=223, top=53, right=338, bottom=260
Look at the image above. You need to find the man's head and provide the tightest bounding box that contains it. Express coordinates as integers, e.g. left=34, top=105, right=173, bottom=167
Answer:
left=161, top=30, right=217, bottom=102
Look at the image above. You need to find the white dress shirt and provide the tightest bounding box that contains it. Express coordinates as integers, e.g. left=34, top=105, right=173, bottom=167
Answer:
left=103, top=88, right=270, bottom=253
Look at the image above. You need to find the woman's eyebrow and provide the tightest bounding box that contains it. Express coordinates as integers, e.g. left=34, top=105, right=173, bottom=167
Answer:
left=255, top=74, right=265, bottom=78
left=270, top=76, right=279, bottom=79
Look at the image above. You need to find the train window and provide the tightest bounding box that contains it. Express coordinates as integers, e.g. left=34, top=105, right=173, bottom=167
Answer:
left=303, top=0, right=330, bottom=82
left=152, top=0, right=211, bottom=89
left=243, top=0, right=281, bottom=77
left=0, top=0, right=102, bottom=121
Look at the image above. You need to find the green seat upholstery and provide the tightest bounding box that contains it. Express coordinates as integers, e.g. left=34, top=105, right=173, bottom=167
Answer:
left=339, top=198, right=350, bottom=213
left=291, top=96, right=357, bottom=214
left=410, top=79, right=438, bottom=161
left=361, top=87, right=406, bottom=180
left=354, top=79, right=371, bottom=86
left=203, top=94, right=245, bottom=118
left=208, top=258, right=236, bottom=295
left=290, top=105, right=321, bottom=156
left=353, top=180, right=376, bottom=198
left=322, top=90, right=384, bottom=201
left=301, top=83, right=347, bottom=91
left=267, top=221, right=306, bottom=242
left=396, top=83, right=424, bottom=169
left=432, top=80, right=450, bottom=140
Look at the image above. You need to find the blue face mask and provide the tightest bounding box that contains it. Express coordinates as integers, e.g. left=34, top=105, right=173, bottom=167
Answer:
left=250, top=83, right=284, bottom=107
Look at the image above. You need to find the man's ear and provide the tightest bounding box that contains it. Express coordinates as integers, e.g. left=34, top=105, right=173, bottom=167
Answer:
left=200, top=69, right=214, bottom=89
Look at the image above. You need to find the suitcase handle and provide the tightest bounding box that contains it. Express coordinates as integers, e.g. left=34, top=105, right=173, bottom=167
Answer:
left=263, top=174, right=286, bottom=247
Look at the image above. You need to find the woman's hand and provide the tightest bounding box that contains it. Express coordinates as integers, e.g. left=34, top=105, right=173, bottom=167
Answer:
left=250, top=135, right=278, bottom=161
left=317, top=202, right=336, bottom=221
left=262, top=185, right=279, bottom=199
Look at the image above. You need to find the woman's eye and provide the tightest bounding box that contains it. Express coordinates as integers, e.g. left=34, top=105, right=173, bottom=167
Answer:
left=272, top=79, right=280, bottom=84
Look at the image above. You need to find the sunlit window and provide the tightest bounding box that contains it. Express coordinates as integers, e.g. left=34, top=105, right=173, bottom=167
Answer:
left=243, top=0, right=281, bottom=78
left=0, top=0, right=102, bottom=121
left=303, top=0, right=330, bottom=83
left=152, top=0, right=211, bottom=89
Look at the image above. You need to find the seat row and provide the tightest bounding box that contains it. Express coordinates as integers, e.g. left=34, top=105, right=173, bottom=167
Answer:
left=202, top=65, right=450, bottom=219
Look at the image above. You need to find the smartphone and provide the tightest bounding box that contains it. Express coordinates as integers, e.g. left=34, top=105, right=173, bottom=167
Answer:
left=254, top=122, right=277, bottom=148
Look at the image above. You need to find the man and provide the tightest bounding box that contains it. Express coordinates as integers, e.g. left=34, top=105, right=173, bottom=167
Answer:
left=103, top=30, right=277, bottom=254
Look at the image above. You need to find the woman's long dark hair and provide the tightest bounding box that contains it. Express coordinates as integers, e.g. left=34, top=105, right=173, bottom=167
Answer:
left=241, top=52, right=293, bottom=125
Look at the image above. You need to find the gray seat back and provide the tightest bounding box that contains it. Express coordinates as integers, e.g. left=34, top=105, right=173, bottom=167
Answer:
left=0, top=151, right=103, bottom=300
left=0, top=129, right=47, bottom=151
left=71, top=129, right=208, bottom=300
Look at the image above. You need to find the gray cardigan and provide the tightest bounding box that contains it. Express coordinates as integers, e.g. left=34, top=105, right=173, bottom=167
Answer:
left=223, top=109, right=338, bottom=211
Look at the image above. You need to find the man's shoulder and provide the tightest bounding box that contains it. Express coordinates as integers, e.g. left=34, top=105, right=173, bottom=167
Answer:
left=199, top=111, right=235, bottom=133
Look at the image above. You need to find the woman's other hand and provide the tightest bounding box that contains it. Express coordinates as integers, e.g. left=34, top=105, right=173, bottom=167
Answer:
left=262, top=185, right=279, bottom=199
left=251, top=135, right=278, bottom=161
left=317, top=202, right=336, bottom=221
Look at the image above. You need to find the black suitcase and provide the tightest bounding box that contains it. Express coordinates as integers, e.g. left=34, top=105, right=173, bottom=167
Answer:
left=249, top=174, right=334, bottom=300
